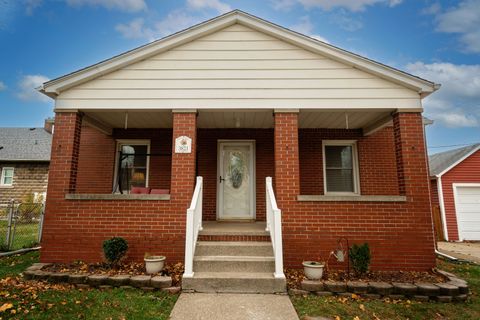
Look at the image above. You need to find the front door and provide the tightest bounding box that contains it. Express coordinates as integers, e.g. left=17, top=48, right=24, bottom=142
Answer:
left=217, top=141, right=255, bottom=220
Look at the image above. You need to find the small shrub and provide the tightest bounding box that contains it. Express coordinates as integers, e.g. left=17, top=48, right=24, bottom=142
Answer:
left=103, top=237, right=128, bottom=266
left=349, top=243, right=371, bottom=275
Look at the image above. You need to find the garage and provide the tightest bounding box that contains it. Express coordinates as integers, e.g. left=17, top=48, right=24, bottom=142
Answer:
left=454, top=184, right=480, bottom=240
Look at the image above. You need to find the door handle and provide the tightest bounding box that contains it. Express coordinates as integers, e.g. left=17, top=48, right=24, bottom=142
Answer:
left=219, top=176, right=225, bottom=183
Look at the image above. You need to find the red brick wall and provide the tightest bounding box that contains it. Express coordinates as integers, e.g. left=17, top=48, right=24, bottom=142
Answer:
left=40, top=112, right=196, bottom=263
left=76, top=126, right=115, bottom=194
left=277, top=112, right=436, bottom=271
left=299, top=127, right=399, bottom=195
left=197, top=129, right=274, bottom=221
left=440, top=149, right=480, bottom=240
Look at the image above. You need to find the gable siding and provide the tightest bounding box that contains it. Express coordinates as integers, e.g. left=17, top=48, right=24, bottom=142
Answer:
left=441, top=149, right=480, bottom=240
left=57, top=24, right=421, bottom=110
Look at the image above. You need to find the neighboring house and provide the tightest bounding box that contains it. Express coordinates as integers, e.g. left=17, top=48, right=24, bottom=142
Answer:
left=430, top=143, right=480, bottom=241
left=37, top=10, right=439, bottom=291
left=0, top=119, right=54, bottom=205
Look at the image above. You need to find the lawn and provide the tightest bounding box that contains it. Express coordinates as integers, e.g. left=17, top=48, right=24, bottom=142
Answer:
left=291, top=258, right=480, bottom=320
left=0, top=252, right=178, bottom=319
left=0, top=220, right=40, bottom=251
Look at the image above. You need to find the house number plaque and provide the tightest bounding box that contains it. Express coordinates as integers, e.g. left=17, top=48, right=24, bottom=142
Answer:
left=175, top=136, right=192, bottom=153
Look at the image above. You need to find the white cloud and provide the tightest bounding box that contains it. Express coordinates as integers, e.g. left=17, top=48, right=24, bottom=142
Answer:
left=330, top=9, right=363, bottom=31
left=290, top=16, right=329, bottom=43
left=427, top=0, right=480, bottom=53
left=187, top=0, right=232, bottom=14
left=115, top=18, right=154, bottom=40
left=66, top=0, right=146, bottom=12
left=0, top=81, right=6, bottom=91
left=116, top=10, right=204, bottom=41
left=16, top=75, right=50, bottom=102
left=406, top=62, right=480, bottom=128
left=24, top=0, right=43, bottom=15
left=272, top=0, right=402, bottom=12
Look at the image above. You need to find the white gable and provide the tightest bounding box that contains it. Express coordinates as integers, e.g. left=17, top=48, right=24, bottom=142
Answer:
left=55, top=23, right=423, bottom=110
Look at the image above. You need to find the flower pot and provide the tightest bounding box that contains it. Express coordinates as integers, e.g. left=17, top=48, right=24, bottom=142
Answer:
left=144, top=256, right=166, bottom=274
left=302, top=261, right=325, bottom=280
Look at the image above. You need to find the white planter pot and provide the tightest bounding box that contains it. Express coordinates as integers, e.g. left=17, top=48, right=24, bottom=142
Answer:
left=302, top=261, right=325, bottom=280
left=144, top=256, right=166, bottom=274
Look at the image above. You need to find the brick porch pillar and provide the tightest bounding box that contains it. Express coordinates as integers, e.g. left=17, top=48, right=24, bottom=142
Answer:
left=170, top=110, right=197, bottom=206
left=274, top=110, right=300, bottom=205
left=41, top=112, right=82, bottom=261
left=393, top=112, right=435, bottom=266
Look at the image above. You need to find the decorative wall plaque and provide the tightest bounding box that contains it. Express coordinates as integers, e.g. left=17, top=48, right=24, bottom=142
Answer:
left=175, top=136, right=192, bottom=153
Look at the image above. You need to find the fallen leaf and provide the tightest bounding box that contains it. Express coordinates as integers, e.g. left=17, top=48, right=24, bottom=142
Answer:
left=359, top=304, right=366, bottom=311
left=0, top=303, right=13, bottom=312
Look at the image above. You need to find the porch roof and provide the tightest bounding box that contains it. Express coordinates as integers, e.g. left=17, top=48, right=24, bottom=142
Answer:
left=80, top=109, right=394, bottom=136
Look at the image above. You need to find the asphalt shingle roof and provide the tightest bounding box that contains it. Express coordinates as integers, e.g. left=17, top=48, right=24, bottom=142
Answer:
left=429, top=143, right=480, bottom=176
left=0, top=128, right=52, bottom=161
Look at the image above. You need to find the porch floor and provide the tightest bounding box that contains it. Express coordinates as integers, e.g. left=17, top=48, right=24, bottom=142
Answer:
left=200, top=221, right=268, bottom=236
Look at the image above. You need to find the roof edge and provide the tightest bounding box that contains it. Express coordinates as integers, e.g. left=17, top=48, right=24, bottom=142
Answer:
left=435, top=144, right=480, bottom=177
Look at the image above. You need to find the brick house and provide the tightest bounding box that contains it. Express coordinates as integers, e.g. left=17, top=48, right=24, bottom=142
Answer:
left=430, top=144, right=480, bottom=241
left=0, top=119, right=54, bottom=206
left=38, top=11, right=439, bottom=291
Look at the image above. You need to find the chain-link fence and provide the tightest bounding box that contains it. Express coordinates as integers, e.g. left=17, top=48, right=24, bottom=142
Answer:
left=0, top=200, right=44, bottom=252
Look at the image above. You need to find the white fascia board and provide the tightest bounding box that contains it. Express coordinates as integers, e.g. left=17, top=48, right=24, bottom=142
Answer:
left=436, top=145, right=480, bottom=177
left=41, top=10, right=439, bottom=98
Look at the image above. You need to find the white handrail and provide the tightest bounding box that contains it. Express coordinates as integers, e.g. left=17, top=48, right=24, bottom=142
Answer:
left=265, top=177, right=285, bottom=279
left=183, top=176, right=203, bottom=278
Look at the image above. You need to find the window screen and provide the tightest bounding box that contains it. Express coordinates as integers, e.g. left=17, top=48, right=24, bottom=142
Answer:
left=324, top=145, right=355, bottom=193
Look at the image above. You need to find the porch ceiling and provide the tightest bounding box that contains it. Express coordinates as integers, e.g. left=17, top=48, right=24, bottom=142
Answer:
left=81, top=109, right=394, bottom=134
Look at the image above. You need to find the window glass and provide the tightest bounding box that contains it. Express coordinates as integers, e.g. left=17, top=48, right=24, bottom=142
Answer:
left=1, top=168, right=14, bottom=186
left=119, top=144, right=148, bottom=193
left=325, top=145, right=355, bottom=193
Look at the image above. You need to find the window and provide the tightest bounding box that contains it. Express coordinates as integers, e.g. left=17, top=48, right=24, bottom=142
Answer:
left=1, top=167, right=14, bottom=186
left=323, top=141, right=360, bottom=195
left=114, top=140, right=150, bottom=193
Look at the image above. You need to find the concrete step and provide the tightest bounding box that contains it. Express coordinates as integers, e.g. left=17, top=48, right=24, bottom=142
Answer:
left=195, top=241, right=273, bottom=257
left=182, top=272, right=286, bottom=293
left=193, top=255, right=275, bottom=273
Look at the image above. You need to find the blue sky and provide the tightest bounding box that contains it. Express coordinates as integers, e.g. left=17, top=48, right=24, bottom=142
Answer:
left=0, top=0, right=479, bottom=154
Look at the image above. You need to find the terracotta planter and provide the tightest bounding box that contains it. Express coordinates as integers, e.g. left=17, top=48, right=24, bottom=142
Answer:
left=144, top=256, right=166, bottom=274
left=302, top=261, right=325, bottom=280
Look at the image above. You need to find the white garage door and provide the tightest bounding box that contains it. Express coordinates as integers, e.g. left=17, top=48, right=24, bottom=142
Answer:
left=455, top=185, right=480, bottom=240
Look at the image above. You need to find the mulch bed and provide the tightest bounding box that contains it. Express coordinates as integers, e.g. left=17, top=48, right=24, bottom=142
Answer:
left=43, top=261, right=184, bottom=286
left=286, top=268, right=447, bottom=289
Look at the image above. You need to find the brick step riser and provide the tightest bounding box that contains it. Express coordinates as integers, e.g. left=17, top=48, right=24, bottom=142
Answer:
left=197, top=235, right=270, bottom=242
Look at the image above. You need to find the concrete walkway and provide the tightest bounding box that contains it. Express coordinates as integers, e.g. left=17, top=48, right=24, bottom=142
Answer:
left=169, top=293, right=299, bottom=320
left=438, top=242, right=480, bottom=264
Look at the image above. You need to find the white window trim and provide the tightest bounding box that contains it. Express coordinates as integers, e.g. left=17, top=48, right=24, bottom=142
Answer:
left=322, top=140, right=360, bottom=196
left=0, top=167, right=14, bottom=187
left=113, top=139, right=151, bottom=193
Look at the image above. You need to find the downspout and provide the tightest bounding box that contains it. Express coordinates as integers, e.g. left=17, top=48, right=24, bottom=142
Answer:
left=437, top=175, right=449, bottom=241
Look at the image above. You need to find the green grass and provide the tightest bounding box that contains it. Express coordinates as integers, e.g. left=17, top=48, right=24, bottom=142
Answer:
left=0, top=220, right=40, bottom=251
left=0, top=252, right=178, bottom=319
left=291, top=259, right=480, bottom=320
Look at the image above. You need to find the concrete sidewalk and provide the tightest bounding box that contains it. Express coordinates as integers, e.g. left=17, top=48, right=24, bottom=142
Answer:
left=169, top=293, right=299, bottom=320
left=438, top=242, right=480, bottom=264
